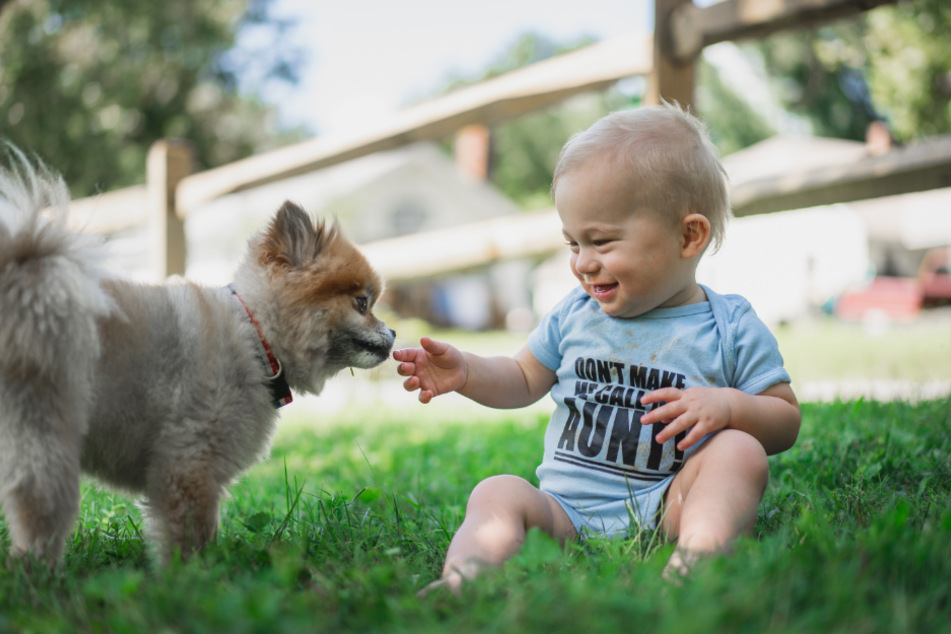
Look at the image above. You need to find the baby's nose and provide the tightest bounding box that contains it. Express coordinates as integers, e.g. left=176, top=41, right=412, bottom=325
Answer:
left=574, top=249, right=600, bottom=274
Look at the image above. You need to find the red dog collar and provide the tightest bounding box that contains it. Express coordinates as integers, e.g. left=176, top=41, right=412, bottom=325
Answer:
left=228, top=285, right=293, bottom=408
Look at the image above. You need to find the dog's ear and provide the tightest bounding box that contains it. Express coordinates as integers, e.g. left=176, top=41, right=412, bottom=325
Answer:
left=259, top=201, right=332, bottom=269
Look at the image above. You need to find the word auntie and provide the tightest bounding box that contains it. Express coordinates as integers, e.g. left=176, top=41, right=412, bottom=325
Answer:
left=555, top=357, right=689, bottom=482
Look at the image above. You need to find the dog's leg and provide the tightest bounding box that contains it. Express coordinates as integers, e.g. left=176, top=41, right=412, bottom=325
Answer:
left=0, top=422, right=81, bottom=566
left=142, top=461, right=223, bottom=563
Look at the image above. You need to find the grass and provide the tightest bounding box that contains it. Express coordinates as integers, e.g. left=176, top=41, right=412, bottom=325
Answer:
left=2, top=395, right=950, bottom=633
left=773, top=314, right=951, bottom=384
left=3, top=315, right=951, bottom=632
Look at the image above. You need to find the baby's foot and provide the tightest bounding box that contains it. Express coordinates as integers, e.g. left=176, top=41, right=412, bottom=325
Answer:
left=416, top=570, right=466, bottom=597
left=416, top=559, right=488, bottom=597
left=661, top=548, right=701, bottom=584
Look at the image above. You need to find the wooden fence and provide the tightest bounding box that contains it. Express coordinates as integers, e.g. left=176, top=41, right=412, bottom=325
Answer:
left=65, top=0, right=951, bottom=282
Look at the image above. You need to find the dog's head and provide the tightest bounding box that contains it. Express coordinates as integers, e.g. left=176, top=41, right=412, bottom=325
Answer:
left=238, top=201, right=395, bottom=395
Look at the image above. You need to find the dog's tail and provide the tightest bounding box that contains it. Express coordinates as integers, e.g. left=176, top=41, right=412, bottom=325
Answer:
left=0, top=147, right=114, bottom=382
left=0, top=147, right=116, bottom=561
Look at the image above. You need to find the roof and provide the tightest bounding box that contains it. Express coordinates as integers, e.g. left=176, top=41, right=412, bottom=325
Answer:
left=721, top=135, right=868, bottom=185
left=722, top=134, right=951, bottom=250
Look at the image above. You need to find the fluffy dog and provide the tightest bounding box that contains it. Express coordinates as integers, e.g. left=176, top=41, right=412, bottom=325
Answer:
left=0, top=150, right=395, bottom=564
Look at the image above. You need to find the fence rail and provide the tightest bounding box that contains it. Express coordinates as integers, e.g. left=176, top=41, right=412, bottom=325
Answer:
left=62, top=0, right=937, bottom=282
left=175, top=34, right=652, bottom=216
left=67, top=130, right=951, bottom=281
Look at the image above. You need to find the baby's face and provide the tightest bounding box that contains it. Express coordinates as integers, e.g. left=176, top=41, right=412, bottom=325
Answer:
left=555, top=159, right=701, bottom=318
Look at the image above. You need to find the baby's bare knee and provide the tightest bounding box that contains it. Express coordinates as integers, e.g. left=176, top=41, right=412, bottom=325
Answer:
left=467, top=474, right=556, bottom=528
left=468, top=474, right=531, bottom=507
left=716, top=429, right=769, bottom=485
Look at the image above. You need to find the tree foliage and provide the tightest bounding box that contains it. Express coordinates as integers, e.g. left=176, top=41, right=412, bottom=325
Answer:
left=863, top=0, right=951, bottom=139
left=0, top=0, right=307, bottom=197
left=753, top=0, right=951, bottom=142
left=697, top=60, right=775, bottom=157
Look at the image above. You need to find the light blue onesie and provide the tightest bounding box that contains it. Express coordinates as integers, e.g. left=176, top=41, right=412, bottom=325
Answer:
left=528, top=285, right=791, bottom=537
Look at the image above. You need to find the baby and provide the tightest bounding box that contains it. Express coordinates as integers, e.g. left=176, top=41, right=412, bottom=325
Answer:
left=394, top=102, right=801, bottom=593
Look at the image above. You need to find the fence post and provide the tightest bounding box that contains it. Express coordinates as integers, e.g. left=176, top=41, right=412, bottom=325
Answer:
left=646, top=0, right=695, bottom=108
left=147, top=139, right=194, bottom=279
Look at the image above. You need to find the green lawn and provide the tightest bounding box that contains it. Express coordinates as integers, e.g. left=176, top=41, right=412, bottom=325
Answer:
left=774, top=315, right=951, bottom=384
left=2, top=395, right=950, bottom=633
left=2, top=317, right=951, bottom=632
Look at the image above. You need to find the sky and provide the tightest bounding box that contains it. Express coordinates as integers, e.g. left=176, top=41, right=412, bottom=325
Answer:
left=260, top=0, right=652, bottom=136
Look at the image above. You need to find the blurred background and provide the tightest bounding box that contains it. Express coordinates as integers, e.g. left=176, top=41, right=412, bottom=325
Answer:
left=2, top=0, right=949, bottom=407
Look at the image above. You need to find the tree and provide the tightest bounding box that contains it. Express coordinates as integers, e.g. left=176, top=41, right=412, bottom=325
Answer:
left=751, top=0, right=951, bottom=142
left=863, top=0, right=951, bottom=139
left=697, top=60, right=775, bottom=157
left=0, top=0, right=307, bottom=197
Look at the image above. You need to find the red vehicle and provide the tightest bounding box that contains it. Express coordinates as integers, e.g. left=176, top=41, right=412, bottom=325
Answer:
left=918, top=247, right=951, bottom=308
left=835, top=247, right=951, bottom=321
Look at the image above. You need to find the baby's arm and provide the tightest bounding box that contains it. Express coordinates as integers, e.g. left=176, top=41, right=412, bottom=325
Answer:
left=394, top=337, right=556, bottom=408
left=639, top=382, right=800, bottom=455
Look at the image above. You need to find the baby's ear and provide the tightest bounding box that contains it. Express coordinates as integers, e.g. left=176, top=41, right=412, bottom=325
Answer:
left=681, top=213, right=710, bottom=258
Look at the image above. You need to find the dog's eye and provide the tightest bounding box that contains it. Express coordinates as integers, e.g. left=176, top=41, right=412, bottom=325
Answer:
left=355, top=296, right=369, bottom=315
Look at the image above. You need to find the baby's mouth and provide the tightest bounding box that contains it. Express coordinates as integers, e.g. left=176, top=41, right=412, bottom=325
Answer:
left=591, top=282, right=618, bottom=296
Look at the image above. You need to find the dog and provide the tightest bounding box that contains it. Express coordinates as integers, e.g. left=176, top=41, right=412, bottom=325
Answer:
left=0, top=148, right=396, bottom=565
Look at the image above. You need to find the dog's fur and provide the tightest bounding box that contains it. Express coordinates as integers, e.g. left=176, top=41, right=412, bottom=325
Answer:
left=0, top=150, right=395, bottom=564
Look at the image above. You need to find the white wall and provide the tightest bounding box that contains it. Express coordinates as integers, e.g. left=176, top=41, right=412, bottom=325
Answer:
left=698, top=206, right=870, bottom=325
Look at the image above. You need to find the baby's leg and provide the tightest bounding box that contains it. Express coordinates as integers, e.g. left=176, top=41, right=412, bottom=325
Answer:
left=660, top=429, right=769, bottom=575
left=423, top=474, right=575, bottom=594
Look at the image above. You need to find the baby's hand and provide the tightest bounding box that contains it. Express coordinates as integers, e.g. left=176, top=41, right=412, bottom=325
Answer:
left=639, top=387, right=734, bottom=451
left=393, top=337, right=467, bottom=404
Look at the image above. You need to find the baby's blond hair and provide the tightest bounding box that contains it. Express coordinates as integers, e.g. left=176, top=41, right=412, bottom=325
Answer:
left=552, top=102, right=730, bottom=252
